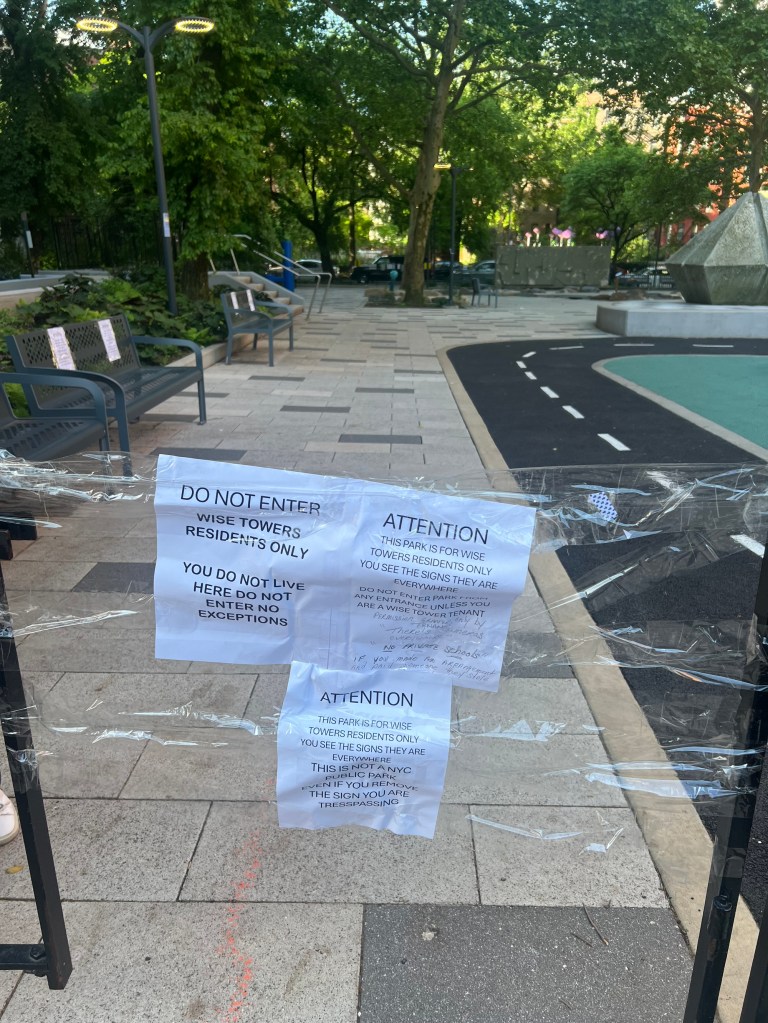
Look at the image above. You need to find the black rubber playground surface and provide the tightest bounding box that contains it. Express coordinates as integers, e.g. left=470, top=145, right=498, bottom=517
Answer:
left=448, top=337, right=768, bottom=918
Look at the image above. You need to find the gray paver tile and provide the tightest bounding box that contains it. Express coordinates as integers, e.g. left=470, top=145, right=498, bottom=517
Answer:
left=182, top=802, right=478, bottom=904
left=443, top=733, right=626, bottom=806
left=358, top=905, right=688, bottom=1022
left=0, top=799, right=208, bottom=901
left=455, top=676, right=596, bottom=737
left=15, top=629, right=190, bottom=674
left=0, top=902, right=40, bottom=1012
left=1, top=902, right=361, bottom=1023
left=471, top=805, right=668, bottom=907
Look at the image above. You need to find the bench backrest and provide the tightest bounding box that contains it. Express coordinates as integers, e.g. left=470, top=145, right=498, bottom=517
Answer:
left=221, top=289, right=285, bottom=328
left=6, top=314, right=140, bottom=375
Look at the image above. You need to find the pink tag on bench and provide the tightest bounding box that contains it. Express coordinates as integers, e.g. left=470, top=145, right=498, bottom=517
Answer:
left=47, top=327, right=75, bottom=370
left=98, top=319, right=121, bottom=362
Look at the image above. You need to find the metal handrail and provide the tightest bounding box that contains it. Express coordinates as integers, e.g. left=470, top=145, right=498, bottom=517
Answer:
left=268, top=250, right=333, bottom=315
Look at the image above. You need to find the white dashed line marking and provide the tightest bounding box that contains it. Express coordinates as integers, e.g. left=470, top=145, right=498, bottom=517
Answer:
left=563, top=405, right=584, bottom=419
left=598, top=433, right=630, bottom=451
left=516, top=360, right=526, bottom=369
left=525, top=371, right=537, bottom=380
left=552, top=345, right=584, bottom=350
left=613, top=342, right=655, bottom=347
left=693, top=343, right=734, bottom=348
left=732, top=534, right=765, bottom=557
left=541, top=386, right=559, bottom=398
left=523, top=351, right=536, bottom=358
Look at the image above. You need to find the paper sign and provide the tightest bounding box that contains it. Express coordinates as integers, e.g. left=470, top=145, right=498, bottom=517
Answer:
left=231, top=293, right=239, bottom=310
left=246, top=290, right=255, bottom=311
left=277, top=661, right=452, bottom=837
left=46, top=327, right=75, bottom=370
left=98, top=319, right=121, bottom=362
left=154, top=456, right=536, bottom=690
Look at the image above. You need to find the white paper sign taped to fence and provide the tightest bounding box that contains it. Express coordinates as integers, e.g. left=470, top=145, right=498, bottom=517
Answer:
left=277, top=661, right=452, bottom=837
left=154, top=455, right=536, bottom=690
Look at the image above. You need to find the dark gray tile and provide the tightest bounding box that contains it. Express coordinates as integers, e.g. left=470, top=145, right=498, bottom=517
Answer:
left=395, top=354, right=439, bottom=359
left=321, top=357, right=367, bottom=363
left=339, top=434, right=423, bottom=445
left=73, top=562, right=154, bottom=593
left=359, top=906, right=691, bottom=1023
left=148, top=447, right=246, bottom=461
left=356, top=387, right=415, bottom=394
left=502, top=632, right=572, bottom=677
left=297, top=346, right=330, bottom=351
left=280, top=405, right=351, bottom=413
left=247, top=372, right=304, bottom=380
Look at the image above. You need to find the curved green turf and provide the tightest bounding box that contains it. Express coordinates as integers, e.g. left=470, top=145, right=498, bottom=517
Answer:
left=604, top=355, right=768, bottom=449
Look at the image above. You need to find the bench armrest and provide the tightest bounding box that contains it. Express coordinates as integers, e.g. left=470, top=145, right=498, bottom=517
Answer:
left=131, top=336, right=204, bottom=372
left=0, top=370, right=110, bottom=430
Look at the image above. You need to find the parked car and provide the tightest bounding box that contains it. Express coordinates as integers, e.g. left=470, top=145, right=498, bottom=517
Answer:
left=350, top=255, right=405, bottom=283
left=432, top=260, right=464, bottom=279
left=616, top=265, right=674, bottom=289
left=267, top=259, right=339, bottom=283
left=460, top=260, right=496, bottom=285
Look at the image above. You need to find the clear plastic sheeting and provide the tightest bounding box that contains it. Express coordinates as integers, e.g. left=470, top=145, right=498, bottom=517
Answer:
left=0, top=453, right=766, bottom=844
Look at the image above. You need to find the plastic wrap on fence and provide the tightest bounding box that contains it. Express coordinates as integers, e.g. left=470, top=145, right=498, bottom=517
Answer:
left=0, top=453, right=766, bottom=543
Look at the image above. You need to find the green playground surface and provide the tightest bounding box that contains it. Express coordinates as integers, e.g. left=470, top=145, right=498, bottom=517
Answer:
left=604, top=354, right=768, bottom=450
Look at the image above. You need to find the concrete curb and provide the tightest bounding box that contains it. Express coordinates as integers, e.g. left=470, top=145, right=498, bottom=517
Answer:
left=438, top=342, right=757, bottom=1023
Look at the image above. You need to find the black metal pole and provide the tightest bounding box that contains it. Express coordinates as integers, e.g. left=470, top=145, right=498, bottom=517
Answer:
left=447, top=167, right=457, bottom=306
left=682, top=542, right=768, bottom=1022
left=0, top=565, right=71, bottom=988
left=142, top=27, right=178, bottom=316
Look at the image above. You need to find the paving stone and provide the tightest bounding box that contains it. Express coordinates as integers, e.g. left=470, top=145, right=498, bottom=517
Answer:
left=1, top=902, right=361, bottom=1023
left=71, top=561, right=154, bottom=592
left=502, top=632, right=573, bottom=677
left=16, top=628, right=190, bottom=674
left=182, top=802, right=478, bottom=904
left=443, top=733, right=626, bottom=806
left=148, top=448, right=246, bottom=461
left=0, top=902, right=40, bottom=1012
left=454, top=676, right=596, bottom=737
left=471, top=805, right=668, bottom=907
left=0, top=799, right=208, bottom=901
left=358, top=905, right=688, bottom=1022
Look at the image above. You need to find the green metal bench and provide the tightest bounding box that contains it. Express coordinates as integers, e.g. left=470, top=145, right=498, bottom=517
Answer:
left=221, top=288, right=295, bottom=366
left=5, top=314, right=206, bottom=453
left=0, top=370, right=110, bottom=460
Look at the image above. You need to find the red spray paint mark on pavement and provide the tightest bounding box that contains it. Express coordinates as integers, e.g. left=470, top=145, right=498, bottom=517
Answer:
left=216, top=831, right=263, bottom=1023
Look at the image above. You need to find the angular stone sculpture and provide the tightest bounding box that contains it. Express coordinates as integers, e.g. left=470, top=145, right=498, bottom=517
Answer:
left=667, top=192, right=768, bottom=305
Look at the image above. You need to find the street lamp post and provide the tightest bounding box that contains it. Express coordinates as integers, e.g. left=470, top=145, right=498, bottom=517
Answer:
left=435, top=163, right=465, bottom=306
left=76, top=16, right=214, bottom=315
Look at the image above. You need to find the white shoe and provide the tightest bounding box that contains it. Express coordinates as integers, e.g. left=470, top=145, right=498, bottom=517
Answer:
left=0, top=788, right=19, bottom=845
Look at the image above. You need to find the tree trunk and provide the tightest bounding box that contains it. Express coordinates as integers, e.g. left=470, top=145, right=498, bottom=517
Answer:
left=349, top=202, right=357, bottom=267
left=747, top=106, right=766, bottom=192
left=402, top=3, right=465, bottom=306
left=179, top=253, right=209, bottom=302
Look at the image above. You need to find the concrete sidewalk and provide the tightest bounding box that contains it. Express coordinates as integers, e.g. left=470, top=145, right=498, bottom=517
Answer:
left=0, top=288, right=719, bottom=1021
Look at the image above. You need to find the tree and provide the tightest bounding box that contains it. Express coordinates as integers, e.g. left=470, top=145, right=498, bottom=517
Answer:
left=76, top=0, right=287, bottom=298
left=0, top=0, right=101, bottom=237
left=556, top=0, right=768, bottom=193
left=296, top=0, right=558, bottom=304
left=263, top=37, right=383, bottom=273
left=559, top=125, right=710, bottom=262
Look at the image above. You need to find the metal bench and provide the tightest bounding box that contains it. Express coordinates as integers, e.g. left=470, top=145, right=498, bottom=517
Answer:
left=221, top=289, right=295, bottom=366
left=0, top=370, right=110, bottom=460
left=470, top=276, right=499, bottom=307
left=4, top=314, right=206, bottom=453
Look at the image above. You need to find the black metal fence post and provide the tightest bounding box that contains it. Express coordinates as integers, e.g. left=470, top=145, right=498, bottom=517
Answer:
left=683, top=542, right=768, bottom=1022
left=0, top=563, right=71, bottom=989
